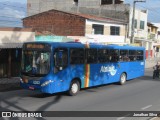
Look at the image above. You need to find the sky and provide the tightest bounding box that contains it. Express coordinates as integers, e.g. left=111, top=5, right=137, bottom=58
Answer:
left=125, top=0, right=160, bottom=23
left=0, top=0, right=159, bottom=27
left=0, top=0, right=26, bottom=27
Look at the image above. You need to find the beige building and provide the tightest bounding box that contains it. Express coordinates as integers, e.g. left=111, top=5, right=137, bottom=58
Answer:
left=147, top=23, right=160, bottom=58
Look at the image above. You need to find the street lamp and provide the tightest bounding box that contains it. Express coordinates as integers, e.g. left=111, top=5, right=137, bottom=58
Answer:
left=131, top=0, right=146, bottom=44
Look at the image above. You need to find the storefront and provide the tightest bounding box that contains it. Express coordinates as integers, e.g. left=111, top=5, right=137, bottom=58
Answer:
left=0, top=44, right=22, bottom=77
left=0, top=28, right=35, bottom=78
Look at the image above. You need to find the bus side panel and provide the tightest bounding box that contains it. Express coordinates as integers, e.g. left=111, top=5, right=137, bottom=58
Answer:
left=127, top=61, right=145, bottom=80
left=52, top=68, right=71, bottom=93
left=41, top=74, right=56, bottom=93
left=88, top=63, right=122, bottom=87
left=50, top=65, right=85, bottom=93
left=117, top=62, right=129, bottom=79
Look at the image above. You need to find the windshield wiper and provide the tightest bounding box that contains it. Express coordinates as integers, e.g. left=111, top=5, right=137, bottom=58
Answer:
left=21, top=71, right=46, bottom=77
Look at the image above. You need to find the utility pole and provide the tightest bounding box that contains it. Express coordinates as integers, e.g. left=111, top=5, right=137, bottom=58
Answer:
left=131, top=0, right=146, bottom=44
left=112, top=0, right=115, bottom=4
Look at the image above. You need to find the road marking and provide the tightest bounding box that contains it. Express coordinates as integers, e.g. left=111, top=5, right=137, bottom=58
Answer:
left=141, top=105, right=152, bottom=110
left=150, top=117, right=159, bottom=120
left=117, top=114, right=130, bottom=120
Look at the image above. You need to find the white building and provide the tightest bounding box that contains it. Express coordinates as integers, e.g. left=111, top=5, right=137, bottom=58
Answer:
left=153, top=23, right=160, bottom=40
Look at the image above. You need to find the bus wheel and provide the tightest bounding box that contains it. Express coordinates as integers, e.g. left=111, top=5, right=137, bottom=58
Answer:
left=68, top=80, right=80, bottom=96
left=119, top=73, right=126, bottom=85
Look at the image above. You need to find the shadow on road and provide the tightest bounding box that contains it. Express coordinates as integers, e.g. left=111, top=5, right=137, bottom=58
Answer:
left=0, top=92, right=63, bottom=120
left=138, top=75, right=160, bottom=82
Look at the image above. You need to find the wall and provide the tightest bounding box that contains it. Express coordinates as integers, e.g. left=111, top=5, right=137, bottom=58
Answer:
left=27, top=0, right=130, bottom=22
left=85, top=19, right=126, bottom=43
left=129, top=8, right=148, bottom=39
left=27, top=0, right=74, bottom=16
left=0, top=28, right=35, bottom=44
left=23, top=10, right=86, bottom=36
left=154, top=23, right=160, bottom=41
left=85, top=20, right=126, bottom=43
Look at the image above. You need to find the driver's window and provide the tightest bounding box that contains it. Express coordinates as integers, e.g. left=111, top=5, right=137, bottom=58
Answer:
left=54, top=48, right=68, bottom=72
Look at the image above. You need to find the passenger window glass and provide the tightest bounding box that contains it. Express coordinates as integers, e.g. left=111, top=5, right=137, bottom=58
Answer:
left=110, top=49, right=119, bottom=62
left=98, top=49, right=110, bottom=63
left=86, top=49, right=97, bottom=63
left=54, top=48, right=68, bottom=72
left=137, top=50, right=144, bottom=61
left=129, top=50, right=137, bottom=61
left=70, top=48, right=84, bottom=64
left=119, top=50, right=130, bottom=62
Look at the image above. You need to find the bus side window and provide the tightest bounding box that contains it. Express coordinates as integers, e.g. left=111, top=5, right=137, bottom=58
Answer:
left=86, top=49, right=97, bottom=64
left=129, top=50, right=137, bottom=61
left=98, top=49, right=110, bottom=63
left=70, top=48, right=84, bottom=64
left=110, top=49, right=119, bottom=62
left=54, top=48, right=68, bottom=71
left=120, top=50, right=129, bottom=62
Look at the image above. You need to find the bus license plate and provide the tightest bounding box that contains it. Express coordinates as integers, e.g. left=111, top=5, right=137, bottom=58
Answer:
left=29, top=86, right=34, bottom=90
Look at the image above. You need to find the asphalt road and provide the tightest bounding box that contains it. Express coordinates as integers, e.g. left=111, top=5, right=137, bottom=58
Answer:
left=1, top=68, right=160, bottom=120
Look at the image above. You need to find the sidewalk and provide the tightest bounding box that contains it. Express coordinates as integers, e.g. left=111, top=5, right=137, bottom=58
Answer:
left=145, top=58, right=157, bottom=69
left=0, top=58, right=158, bottom=92
left=145, top=57, right=160, bottom=68
left=0, top=77, right=21, bottom=92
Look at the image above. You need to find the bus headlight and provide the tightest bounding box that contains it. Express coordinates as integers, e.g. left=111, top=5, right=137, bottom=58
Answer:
left=20, top=78, right=24, bottom=83
left=41, top=80, right=53, bottom=87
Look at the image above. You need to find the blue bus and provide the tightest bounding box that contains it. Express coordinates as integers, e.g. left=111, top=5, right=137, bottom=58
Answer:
left=20, top=42, right=145, bottom=96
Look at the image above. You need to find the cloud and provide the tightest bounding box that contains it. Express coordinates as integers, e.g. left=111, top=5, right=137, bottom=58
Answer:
left=0, top=1, right=26, bottom=27
left=0, top=7, right=25, bottom=19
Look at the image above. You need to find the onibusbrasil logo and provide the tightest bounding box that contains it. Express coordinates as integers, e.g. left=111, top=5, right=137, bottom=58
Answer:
left=1, top=112, right=42, bottom=118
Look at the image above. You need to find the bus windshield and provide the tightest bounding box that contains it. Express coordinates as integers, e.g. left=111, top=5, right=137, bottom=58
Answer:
left=22, top=50, right=50, bottom=76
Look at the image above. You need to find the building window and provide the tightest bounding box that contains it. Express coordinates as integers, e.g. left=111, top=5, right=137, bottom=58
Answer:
left=92, top=24, right=104, bottom=35
left=110, top=26, right=120, bottom=35
left=140, top=21, right=145, bottom=29
left=134, top=19, right=137, bottom=29
left=101, top=0, right=123, bottom=5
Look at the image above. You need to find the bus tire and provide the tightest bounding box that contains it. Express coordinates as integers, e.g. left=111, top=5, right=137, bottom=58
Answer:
left=119, top=73, right=126, bottom=85
left=68, top=80, right=80, bottom=96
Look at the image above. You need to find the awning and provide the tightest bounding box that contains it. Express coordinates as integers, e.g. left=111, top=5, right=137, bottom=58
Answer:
left=0, top=43, right=23, bottom=49
left=153, top=43, right=160, bottom=47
